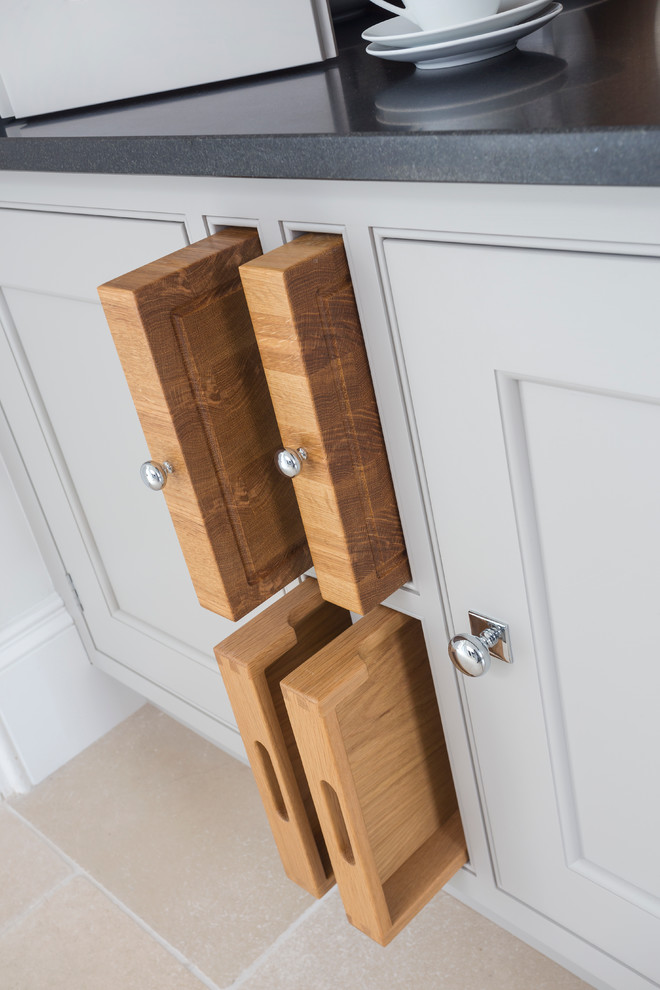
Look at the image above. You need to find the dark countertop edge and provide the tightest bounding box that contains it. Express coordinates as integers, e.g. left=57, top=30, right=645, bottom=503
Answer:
left=1, top=128, right=659, bottom=186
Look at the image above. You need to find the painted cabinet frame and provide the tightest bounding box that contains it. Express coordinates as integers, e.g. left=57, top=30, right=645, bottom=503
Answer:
left=1, top=170, right=658, bottom=990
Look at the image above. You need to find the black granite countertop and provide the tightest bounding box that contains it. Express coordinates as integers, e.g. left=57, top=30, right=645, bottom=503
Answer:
left=1, top=0, right=659, bottom=186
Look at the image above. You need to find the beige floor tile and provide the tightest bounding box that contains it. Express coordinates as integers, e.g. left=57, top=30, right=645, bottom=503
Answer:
left=0, top=875, right=207, bottom=990
left=9, top=705, right=313, bottom=988
left=239, top=887, right=594, bottom=990
left=0, top=804, right=72, bottom=929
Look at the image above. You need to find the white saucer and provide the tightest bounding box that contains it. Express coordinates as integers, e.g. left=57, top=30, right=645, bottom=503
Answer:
left=365, top=3, right=561, bottom=69
left=362, top=0, right=551, bottom=49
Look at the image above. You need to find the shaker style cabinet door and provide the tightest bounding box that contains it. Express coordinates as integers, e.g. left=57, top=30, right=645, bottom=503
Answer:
left=240, top=234, right=410, bottom=615
left=383, top=236, right=660, bottom=985
left=98, top=230, right=311, bottom=621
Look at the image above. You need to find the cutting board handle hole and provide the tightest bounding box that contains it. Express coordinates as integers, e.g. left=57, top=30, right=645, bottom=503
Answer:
left=255, top=742, right=289, bottom=821
left=321, top=780, right=355, bottom=865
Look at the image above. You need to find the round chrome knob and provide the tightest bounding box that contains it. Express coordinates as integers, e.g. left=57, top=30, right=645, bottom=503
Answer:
left=448, top=625, right=502, bottom=678
left=140, top=460, right=173, bottom=491
left=276, top=447, right=307, bottom=478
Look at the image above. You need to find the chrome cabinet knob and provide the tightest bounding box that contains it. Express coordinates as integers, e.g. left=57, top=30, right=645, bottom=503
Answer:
left=140, top=460, right=173, bottom=491
left=448, top=613, right=512, bottom=678
left=276, top=447, right=307, bottom=478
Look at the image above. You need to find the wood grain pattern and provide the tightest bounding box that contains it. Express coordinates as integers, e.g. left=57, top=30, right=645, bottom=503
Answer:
left=98, top=230, right=311, bottom=621
left=239, top=234, right=410, bottom=615
left=281, top=606, right=467, bottom=944
left=214, top=578, right=352, bottom=896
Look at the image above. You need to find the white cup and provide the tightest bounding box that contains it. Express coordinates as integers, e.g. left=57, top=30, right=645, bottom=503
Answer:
left=369, top=0, right=500, bottom=30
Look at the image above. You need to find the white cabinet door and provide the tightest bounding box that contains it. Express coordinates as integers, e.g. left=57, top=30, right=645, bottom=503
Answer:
left=0, top=208, right=246, bottom=743
left=383, top=235, right=660, bottom=986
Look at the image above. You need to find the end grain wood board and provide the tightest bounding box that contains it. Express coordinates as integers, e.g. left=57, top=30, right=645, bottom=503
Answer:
left=239, top=233, right=410, bottom=615
left=214, top=578, right=352, bottom=897
left=98, top=229, right=311, bottom=621
left=281, top=606, right=467, bottom=944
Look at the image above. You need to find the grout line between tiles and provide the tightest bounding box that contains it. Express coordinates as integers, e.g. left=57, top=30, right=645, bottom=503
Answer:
left=3, top=803, right=224, bottom=990
left=0, top=871, right=78, bottom=938
left=6, top=800, right=339, bottom=990
left=227, top=885, right=339, bottom=990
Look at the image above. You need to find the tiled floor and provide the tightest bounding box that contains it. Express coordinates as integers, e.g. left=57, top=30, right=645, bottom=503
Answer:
left=1, top=704, right=593, bottom=990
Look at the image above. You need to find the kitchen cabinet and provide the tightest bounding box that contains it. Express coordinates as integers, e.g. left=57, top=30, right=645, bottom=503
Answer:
left=0, top=206, right=253, bottom=750
left=0, top=169, right=658, bottom=989
left=380, top=234, right=660, bottom=983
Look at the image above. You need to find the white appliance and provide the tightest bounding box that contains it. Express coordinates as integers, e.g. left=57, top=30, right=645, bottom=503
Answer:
left=0, top=0, right=337, bottom=119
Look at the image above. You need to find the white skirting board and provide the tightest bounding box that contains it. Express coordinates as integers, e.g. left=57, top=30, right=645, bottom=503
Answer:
left=0, top=593, right=144, bottom=796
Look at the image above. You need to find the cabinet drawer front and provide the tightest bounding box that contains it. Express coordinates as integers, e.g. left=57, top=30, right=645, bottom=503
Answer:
left=281, top=606, right=467, bottom=945
left=239, top=234, right=410, bottom=615
left=215, top=578, right=352, bottom=897
left=98, top=229, right=311, bottom=621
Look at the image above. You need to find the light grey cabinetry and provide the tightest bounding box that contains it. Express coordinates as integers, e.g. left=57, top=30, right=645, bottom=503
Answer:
left=1, top=171, right=658, bottom=990
left=379, top=233, right=660, bottom=988
left=0, top=205, right=245, bottom=753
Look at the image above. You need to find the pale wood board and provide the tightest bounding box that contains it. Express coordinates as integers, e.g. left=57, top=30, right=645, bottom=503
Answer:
left=98, top=230, right=311, bottom=621
left=239, top=233, right=410, bottom=615
left=214, top=578, right=352, bottom=896
left=282, top=605, right=467, bottom=944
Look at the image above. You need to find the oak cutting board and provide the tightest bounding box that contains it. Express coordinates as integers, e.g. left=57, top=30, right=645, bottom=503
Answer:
left=239, top=233, right=410, bottom=615
left=215, top=578, right=351, bottom=897
left=281, top=605, right=468, bottom=944
left=98, top=229, right=311, bottom=621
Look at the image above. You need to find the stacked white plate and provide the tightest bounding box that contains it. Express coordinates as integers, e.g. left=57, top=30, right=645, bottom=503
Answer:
left=362, top=0, right=562, bottom=69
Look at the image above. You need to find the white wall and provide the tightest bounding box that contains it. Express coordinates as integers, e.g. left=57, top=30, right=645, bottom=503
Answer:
left=0, top=409, right=144, bottom=796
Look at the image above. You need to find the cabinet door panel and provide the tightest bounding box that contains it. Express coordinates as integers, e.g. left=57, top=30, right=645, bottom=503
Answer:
left=5, top=289, right=224, bottom=651
left=240, top=234, right=410, bottom=615
left=0, top=211, right=252, bottom=734
left=99, top=229, right=311, bottom=621
left=0, top=208, right=186, bottom=301
left=384, top=236, right=660, bottom=983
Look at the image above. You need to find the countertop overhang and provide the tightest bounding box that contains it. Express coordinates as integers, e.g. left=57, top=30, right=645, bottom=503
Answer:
left=1, top=0, right=658, bottom=187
